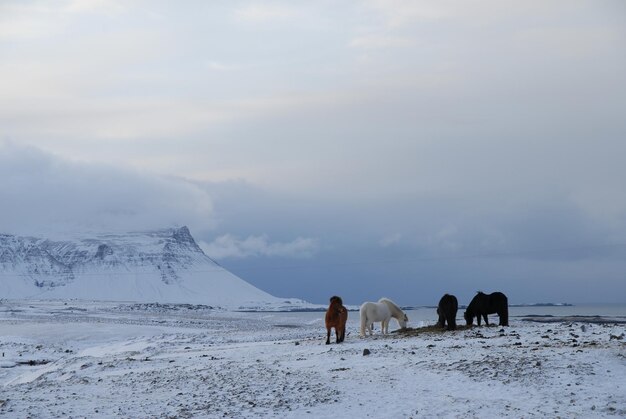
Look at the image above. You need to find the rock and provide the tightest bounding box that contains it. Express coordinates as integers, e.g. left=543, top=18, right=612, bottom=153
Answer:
left=363, top=349, right=371, bottom=356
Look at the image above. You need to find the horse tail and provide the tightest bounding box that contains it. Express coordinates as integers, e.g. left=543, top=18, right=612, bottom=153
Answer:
left=501, top=293, right=509, bottom=326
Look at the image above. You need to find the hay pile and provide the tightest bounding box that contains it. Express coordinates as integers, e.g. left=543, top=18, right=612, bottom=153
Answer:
left=393, top=324, right=473, bottom=337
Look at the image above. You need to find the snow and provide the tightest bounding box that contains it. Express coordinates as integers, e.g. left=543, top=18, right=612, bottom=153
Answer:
left=0, top=228, right=314, bottom=310
left=1, top=300, right=625, bottom=417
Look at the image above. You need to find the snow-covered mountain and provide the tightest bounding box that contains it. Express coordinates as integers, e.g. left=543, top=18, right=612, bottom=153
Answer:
left=0, top=227, right=307, bottom=309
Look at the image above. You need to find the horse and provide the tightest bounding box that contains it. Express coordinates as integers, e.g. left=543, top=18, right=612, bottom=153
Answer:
left=359, top=297, right=408, bottom=337
left=436, top=293, right=458, bottom=330
left=325, top=296, right=348, bottom=344
left=464, top=291, right=509, bottom=327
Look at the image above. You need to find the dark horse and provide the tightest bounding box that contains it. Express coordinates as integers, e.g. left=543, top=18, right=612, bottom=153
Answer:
left=325, top=296, right=348, bottom=344
left=464, top=291, right=509, bottom=326
left=436, top=294, right=458, bottom=330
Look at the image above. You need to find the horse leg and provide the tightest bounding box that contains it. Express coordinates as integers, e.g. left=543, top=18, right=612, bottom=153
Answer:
left=360, top=311, right=367, bottom=337
left=326, top=327, right=331, bottom=344
left=500, top=310, right=509, bottom=326
left=483, top=314, right=489, bottom=326
left=449, top=315, right=457, bottom=330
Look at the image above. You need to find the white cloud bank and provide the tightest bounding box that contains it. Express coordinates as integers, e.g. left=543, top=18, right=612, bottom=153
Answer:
left=200, top=234, right=319, bottom=259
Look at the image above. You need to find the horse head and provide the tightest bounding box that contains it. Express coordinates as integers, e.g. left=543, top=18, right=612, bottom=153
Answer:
left=464, top=310, right=473, bottom=325
left=330, top=296, right=343, bottom=305
left=397, top=312, right=408, bottom=329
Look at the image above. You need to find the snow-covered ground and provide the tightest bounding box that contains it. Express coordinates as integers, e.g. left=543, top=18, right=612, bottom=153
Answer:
left=1, top=300, right=624, bottom=418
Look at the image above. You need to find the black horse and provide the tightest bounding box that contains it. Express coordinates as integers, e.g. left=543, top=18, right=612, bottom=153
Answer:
left=436, top=294, right=458, bottom=330
left=464, top=291, right=509, bottom=326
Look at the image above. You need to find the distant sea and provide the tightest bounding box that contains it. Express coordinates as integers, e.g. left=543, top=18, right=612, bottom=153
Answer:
left=408, top=303, right=626, bottom=325
left=253, top=303, right=626, bottom=327
left=508, top=303, right=626, bottom=318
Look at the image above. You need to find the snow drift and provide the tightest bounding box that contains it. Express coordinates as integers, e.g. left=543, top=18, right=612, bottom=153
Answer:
left=0, top=226, right=305, bottom=309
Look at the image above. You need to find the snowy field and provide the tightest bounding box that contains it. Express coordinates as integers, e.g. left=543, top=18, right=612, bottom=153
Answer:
left=1, top=301, right=625, bottom=418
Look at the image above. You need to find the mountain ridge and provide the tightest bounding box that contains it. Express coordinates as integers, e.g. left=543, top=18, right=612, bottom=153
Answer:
left=0, top=227, right=308, bottom=309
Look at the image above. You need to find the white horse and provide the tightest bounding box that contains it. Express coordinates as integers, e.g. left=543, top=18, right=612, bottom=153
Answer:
left=359, top=298, right=408, bottom=337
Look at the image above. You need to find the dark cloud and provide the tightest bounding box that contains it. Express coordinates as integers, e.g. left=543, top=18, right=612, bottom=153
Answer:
left=194, top=179, right=626, bottom=305
left=0, top=142, right=215, bottom=237
left=2, top=143, right=625, bottom=305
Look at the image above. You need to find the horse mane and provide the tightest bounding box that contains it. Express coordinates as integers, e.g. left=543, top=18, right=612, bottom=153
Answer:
left=378, top=297, right=401, bottom=313
left=330, top=295, right=343, bottom=305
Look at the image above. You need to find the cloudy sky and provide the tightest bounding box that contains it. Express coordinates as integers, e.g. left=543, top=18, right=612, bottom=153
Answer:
left=2, top=0, right=625, bottom=305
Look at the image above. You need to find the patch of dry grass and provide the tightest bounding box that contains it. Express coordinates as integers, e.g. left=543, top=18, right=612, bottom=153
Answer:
left=393, top=324, right=473, bottom=337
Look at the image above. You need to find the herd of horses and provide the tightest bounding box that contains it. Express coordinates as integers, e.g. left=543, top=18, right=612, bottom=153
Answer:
left=325, top=291, right=509, bottom=344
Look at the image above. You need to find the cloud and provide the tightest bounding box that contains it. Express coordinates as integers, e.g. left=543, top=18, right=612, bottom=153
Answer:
left=349, top=35, right=413, bottom=49
left=363, top=0, right=551, bottom=28
left=364, top=0, right=453, bottom=27
left=428, top=224, right=460, bottom=252
left=0, top=0, right=127, bottom=42
left=0, top=3, right=63, bottom=41
left=379, top=233, right=402, bottom=247
left=199, top=234, right=319, bottom=259
left=0, top=142, right=214, bottom=237
left=64, top=0, right=127, bottom=15
left=204, top=61, right=241, bottom=72
left=234, top=4, right=300, bottom=23
left=1, top=1, right=625, bottom=304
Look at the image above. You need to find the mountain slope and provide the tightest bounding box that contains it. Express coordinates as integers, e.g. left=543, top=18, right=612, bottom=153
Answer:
left=0, top=227, right=304, bottom=309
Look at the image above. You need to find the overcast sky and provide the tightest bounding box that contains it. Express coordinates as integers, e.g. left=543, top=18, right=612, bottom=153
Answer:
left=2, top=0, right=626, bottom=305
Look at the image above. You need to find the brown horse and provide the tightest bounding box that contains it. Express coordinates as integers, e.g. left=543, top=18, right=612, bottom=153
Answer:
left=325, top=296, right=348, bottom=344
